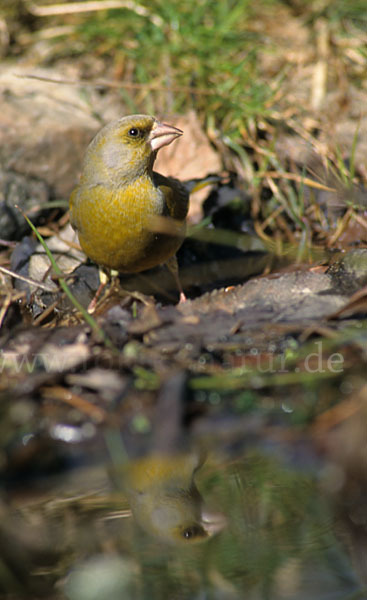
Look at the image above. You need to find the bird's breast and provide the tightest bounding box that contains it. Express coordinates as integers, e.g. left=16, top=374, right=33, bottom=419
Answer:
left=70, top=177, right=184, bottom=272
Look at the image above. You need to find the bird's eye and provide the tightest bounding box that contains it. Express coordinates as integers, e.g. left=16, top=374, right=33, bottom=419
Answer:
left=182, top=525, right=204, bottom=540
left=128, top=128, right=140, bottom=137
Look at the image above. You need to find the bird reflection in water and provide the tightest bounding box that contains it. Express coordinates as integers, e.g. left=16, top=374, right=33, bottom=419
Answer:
left=115, top=450, right=225, bottom=545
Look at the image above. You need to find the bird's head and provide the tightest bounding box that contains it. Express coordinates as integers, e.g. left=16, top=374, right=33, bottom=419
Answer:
left=120, top=452, right=226, bottom=545
left=82, top=114, right=182, bottom=184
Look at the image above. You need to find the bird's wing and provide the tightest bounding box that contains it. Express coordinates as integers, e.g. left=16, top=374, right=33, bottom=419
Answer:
left=153, top=172, right=189, bottom=221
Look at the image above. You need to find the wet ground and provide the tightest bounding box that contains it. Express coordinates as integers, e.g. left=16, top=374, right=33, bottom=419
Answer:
left=2, top=216, right=367, bottom=598
left=1, top=400, right=367, bottom=600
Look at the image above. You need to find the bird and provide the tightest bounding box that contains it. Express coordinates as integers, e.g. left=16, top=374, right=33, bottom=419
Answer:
left=119, top=451, right=225, bottom=545
left=69, top=114, right=189, bottom=302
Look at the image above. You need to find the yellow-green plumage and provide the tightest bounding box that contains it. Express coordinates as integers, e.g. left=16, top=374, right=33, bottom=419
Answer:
left=69, top=114, right=189, bottom=274
left=120, top=452, right=209, bottom=544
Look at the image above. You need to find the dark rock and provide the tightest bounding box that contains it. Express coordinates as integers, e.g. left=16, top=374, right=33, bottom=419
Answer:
left=327, top=249, right=367, bottom=294
left=0, top=170, right=49, bottom=240
left=66, top=264, right=101, bottom=309
left=10, top=236, right=36, bottom=290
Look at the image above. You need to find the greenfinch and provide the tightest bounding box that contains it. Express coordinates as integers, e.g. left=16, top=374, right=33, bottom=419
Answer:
left=120, top=452, right=223, bottom=545
left=69, top=114, right=189, bottom=298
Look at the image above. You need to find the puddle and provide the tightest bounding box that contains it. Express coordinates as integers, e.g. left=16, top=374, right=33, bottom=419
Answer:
left=2, top=430, right=366, bottom=600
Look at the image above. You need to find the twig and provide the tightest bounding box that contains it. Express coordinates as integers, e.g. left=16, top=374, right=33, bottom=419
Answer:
left=17, top=72, right=217, bottom=97
left=311, top=19, right=329, bottom=111
left=327, top=207, right=353, bottom=246
left=0, top=264, right=56, bottom=292
left=0, top=291, right=25, bottom=328
left=265, top=171, right=335, bottom=192
left=0, top=239, right=17, bottom=248
left=32, top=299, right=60, bottom=325
left=41, top=385, right=107, bottom=423
left=25, top=0, right=164, bottom=27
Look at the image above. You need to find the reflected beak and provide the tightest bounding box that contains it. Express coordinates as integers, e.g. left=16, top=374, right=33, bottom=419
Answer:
left=149, top=120, right=183, bottom=152
left=202, top=510, right=227, bottom=537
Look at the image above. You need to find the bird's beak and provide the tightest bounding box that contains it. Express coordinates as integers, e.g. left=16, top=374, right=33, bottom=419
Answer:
left=201, top=510, right=227, bottom=537
left=149, top=120, right=183, bottom=152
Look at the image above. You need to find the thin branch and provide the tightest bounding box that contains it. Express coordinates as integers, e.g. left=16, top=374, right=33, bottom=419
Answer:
left=25, top=0, right=164, bottom=27
left=0, top=264, right=56, bottom=292
left=266, top=171, right=336, bottom=192
left=16, top=72, right=217, bottom=97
